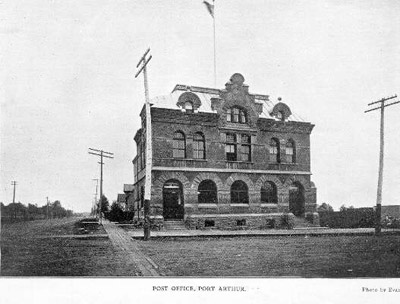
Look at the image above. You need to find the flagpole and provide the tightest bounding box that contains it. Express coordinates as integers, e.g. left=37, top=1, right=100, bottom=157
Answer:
left=213, top=0, right=216, bottom=88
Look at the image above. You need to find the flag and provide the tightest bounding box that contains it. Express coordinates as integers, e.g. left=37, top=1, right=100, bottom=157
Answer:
left=203, top=1, right=214, bottom=18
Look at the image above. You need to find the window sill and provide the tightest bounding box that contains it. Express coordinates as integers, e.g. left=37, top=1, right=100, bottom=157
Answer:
left=198, top=204, right=218, bottom=209
left=226, top=161, right=253, bottom=164
left=166, top=158, right=208, bottom=162
left=230, top=204, right=250, bottom=207
left=260, top=203, right=278, bottom=208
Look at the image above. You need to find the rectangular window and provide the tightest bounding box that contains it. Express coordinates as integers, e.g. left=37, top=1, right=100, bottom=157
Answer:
left=226, top=133, right=236, bottom=142
left=204, top=220, right=215, bottom=227
left=226, top=109, right=232, bottom=122
left=237, top=219, right=246, bottom=226
left=241, top=145, right=251, bottom=161
left=241, top=135, right=251, bottom=162
left=226, top=133, right=237, bottom=161
left=225, top=144, right=237, bottom=161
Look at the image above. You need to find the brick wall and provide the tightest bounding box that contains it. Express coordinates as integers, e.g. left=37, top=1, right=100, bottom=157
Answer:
left=151, top=107, right=313, bottom=172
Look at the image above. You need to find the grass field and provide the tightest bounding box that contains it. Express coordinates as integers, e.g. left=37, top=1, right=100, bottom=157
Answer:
left=2, top=218, right=400, bottom=277
left=138, top=235, right=400, bottom=277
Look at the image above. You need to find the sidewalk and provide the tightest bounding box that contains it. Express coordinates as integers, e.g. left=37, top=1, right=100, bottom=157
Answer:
left=125, top=226, right=400, bottom=239
left=102, top=220, right=161, bottom=276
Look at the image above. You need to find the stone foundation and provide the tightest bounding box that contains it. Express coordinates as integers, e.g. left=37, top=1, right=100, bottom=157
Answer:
left=185, top=213, right=293, bottom=230
left=149, top=215, right=164, bottom=230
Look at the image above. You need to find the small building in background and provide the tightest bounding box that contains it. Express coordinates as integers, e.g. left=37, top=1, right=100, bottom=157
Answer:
left=123, top=184, right=135, bottom=213
left=116, top=193, right=127, bottom=211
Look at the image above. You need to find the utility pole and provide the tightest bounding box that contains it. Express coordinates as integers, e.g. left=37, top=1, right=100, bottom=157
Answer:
left=92, top=178, right=99, bottom=217
left=46, top=196, right=49, bottom=220
left=88, top=148, right=114, bottom=223
left=11, top=181, right=17, bottom=204
left=365, top=94, right=399, bottom=235
left=135, top=48, right=152, bottom=241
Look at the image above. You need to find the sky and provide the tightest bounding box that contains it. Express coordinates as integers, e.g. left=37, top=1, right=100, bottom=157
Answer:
left=1, top=0, right=399, bottom=212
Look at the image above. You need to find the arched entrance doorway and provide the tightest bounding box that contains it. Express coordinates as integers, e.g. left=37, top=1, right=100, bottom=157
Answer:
left=289, top=182, right=305, bottom=217
left=163, top=180, right=184, bottom=220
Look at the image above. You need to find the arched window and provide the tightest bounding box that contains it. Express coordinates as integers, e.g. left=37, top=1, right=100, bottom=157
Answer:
left=286, top=139, right=295, bottom=163
left=198, top=180, right=218, bottom=204
left=193, top=132, right=205, bottom=159
left=261, top=182, right=277, bottom=204
left=185, top=101, right=193, bottom=113
left=231, top=180, right=249, bottom=204
left=227, top=107, right=247, bottom=123
left=173, top=131, right=186, bottom=158
left=269, top=138, right=280, bottom=163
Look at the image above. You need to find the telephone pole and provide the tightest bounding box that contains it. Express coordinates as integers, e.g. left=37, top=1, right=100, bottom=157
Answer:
left=135, top=48, right=153, bottom=240
left=88, top=148, right=114, bottom=223
left=11, top=181, right=17, bottom=204
left=92, top=178, right=99, bottom=217
left=365, top=94, right=399, bottom=235
left=46, top=196, right=49, bottom=219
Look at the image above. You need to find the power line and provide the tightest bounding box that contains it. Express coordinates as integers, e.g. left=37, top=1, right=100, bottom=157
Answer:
left=46, top=196, right=50, bottom=220
left=92, top=178, right=99, bottom=217
left=364, top=94, right=399, bottom=235
left=11, top=181, right=17, bottom=204
left=88, top=148, right=114, bottom=223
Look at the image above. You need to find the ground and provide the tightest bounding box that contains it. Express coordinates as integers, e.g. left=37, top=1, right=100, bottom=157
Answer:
left=1, top=217, right=141, bottom=276
left=1, top=218, right=400, bottom=277
left=138, top=235, right=400, bottom=277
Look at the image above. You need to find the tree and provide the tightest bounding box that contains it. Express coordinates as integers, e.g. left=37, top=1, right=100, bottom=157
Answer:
left=108, top=201, right=124, bottom=221
left=7, top=202, right=27, bottom=220
left=51, top=200, right=67, bottom=218
left=99, top=195, right=110, bottom=214
left=317, top=202, right=334, bottom=212
left=339, top=204, right=354, bottom=212
left=27, top=203, right=40, bottom=219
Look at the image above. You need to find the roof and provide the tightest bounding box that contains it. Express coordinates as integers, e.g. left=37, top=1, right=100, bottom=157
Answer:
left=149, top=84, right=306, bottom=122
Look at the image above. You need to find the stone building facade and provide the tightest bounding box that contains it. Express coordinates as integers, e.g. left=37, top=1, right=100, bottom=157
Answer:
left=133, top=73, right=318, bottom=229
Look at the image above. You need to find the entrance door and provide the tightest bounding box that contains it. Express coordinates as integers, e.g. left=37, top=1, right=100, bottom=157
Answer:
left=289, top=182, right=305, bottom=217
left=163, top=180, right=184, bottom=219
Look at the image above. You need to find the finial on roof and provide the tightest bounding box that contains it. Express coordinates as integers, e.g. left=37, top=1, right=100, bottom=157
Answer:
left=230, top=73, right=245, bottom=86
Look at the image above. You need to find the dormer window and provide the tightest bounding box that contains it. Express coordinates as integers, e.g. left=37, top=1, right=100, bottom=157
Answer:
left=277, top=111, right=285, bottom=121
left=227, top=107, right=247, bottom=123
left=185, top=101, right=193, bottom=113
left=271, top=99, right=292, bottom=122
left=177, top=92, right=201, bottom=112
